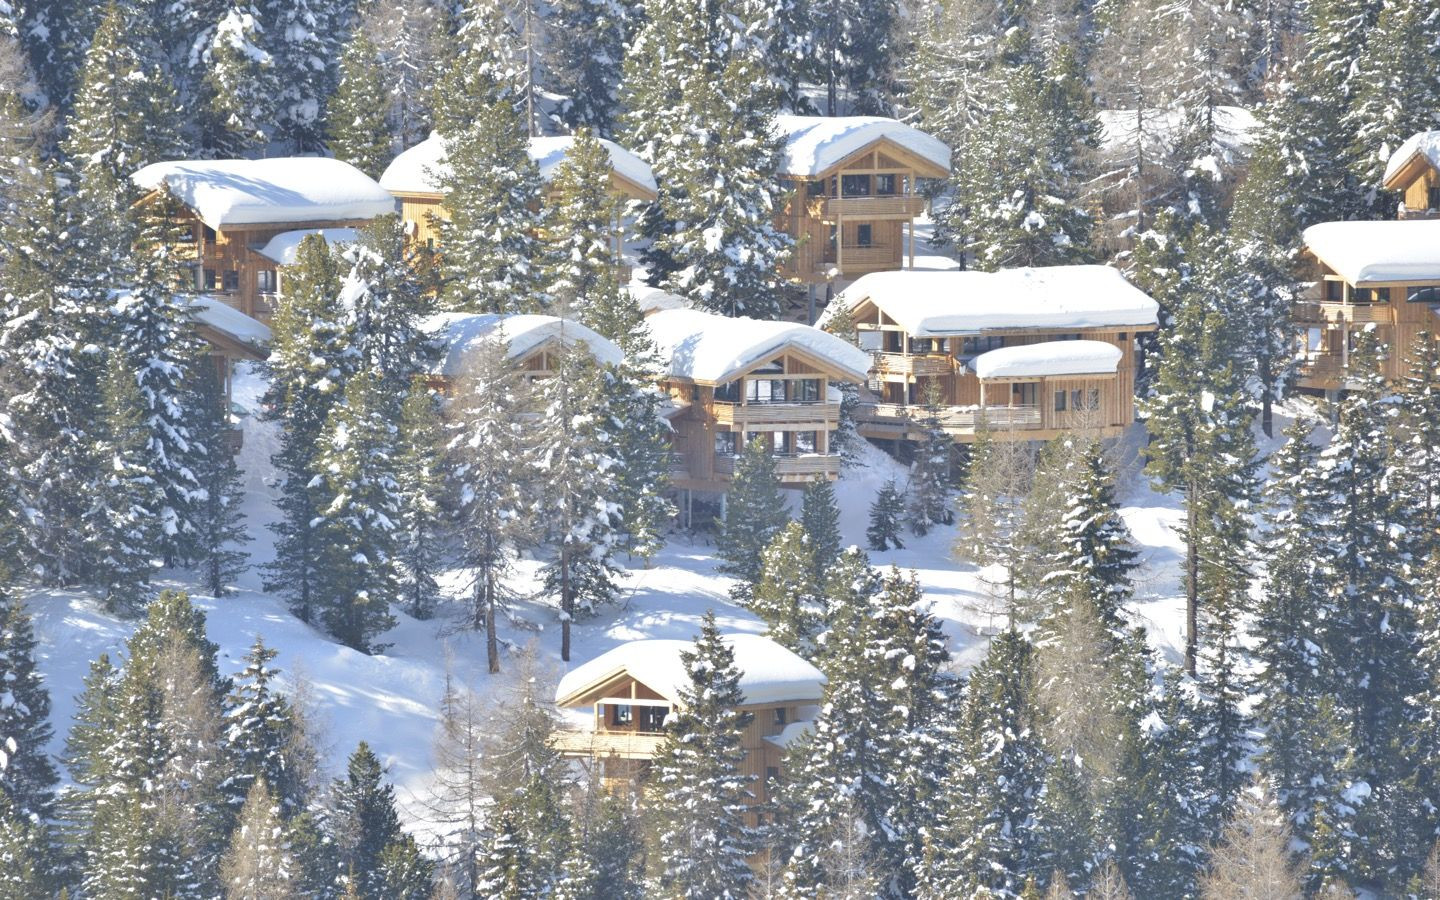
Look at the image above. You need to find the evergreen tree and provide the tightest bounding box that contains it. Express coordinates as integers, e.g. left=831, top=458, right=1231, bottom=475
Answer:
left=310, top=372, right=402, bottom=653
left=329, top=742, right=432, bottom=900
left=555, top=790, right=644, bottom=900
left=808, top=0, right=899, bottom=115
left=262, top=0, right=348, bottom=154
left=0, top=792, right=59, bottom=899
left=474, top=800, right=541, bottom=898
left=360, top=0, right=449, bottom=150
left=0, top=590, right=59, bottom=824
left=647, top=612, right=759, bottom=897
left=605, top=359, right=673, bottom=566
left=395, top=379, right=447, bottom=621
left=547, top=0, right=632, bottom=134
left=190, top=364, right=250, bottom=596
left=751, top=522, right=823, bottom=655
left=867, top=479, right=906, bottom=551
left=908, top=395, right=954, bottom=536
left=716, top=437, right=790, bottom=604
left=328, top=27, right=392, bottom=180
left=225, top=637, right=313, bottom=817
left=800, top=476, right=841, bottom=580
left=1394, top=333, right=1440, bottom=560
left=543, top=128, right=624, bottom=328
left=343, top=215, right=436, bottom=391
left=200, top=3, right=279, bottom=157
left=221, top=779, right=299, bottom=900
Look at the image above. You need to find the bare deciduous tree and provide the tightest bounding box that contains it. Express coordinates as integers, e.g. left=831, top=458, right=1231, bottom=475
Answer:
left=1199, top=777, right=1305, bottom=900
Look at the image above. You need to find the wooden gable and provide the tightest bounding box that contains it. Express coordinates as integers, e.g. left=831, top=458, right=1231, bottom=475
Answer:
left=807, top=137, right=950, bottom=182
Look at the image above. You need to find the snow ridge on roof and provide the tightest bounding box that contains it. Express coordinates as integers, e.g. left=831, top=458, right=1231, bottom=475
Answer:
left=255, top=228, right=360, bottom=266
left=422, top=312, right=624, bottom=376
left=187, top=294, right=272, bottom=349
left=823, top=266, right=1159, bottom=336
left=773, top=115, right=951, bottom=176
left=555, top=634, right=826, bottom=707
left=1304, top=220, right=1440, bottom=285
left=645, top=307, right=871, bottom=384
left=379, top=133, right=658, bottom=195
left=1383, top=130, right=1440, bottom=187
left=132, top=158, right=396, bottom=229
left=972, top=340, right=1122, bottom=379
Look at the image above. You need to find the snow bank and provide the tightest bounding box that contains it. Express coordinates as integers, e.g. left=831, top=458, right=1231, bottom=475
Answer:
left=132, top=158, right=396, bottom=229
left=1383, top=130, right=1440, bottom=187
left=187, top=295, right=272, bottom=350
left=972, top=340, right=1122, bottom=379
left=774, top=115, right=951, bottom=176
left=379, top=133, right=657, bottom=196
left=555, top=633, right=826, bottom=707
left=1097, top=106, right=1257, bottom=160
left=1303, top=220, right=1440, bottom=285
left=255, top=228, right=360, bottom=266
left=645, top=307, right=871, bottom=384
left=628, top=283, right=690, bottom=314
left=824, top=266, right=1159, bottom=336
left=423, top=312, right=624, bottom=376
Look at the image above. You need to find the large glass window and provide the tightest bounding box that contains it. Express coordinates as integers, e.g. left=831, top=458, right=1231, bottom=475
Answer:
left=1055, top=389, right=1068, bottom=412
left=1013, top=383, right=1037, bottom=407
left=961, top=336, right=1004, bottom=356
left=1409, top=287, right=1440, bottom=304
left=1325, top=280, right=1344, bottom=301
left=856, top=224, right=873, bottom=247
left=795, top=431, right=818, bottom=453
left=747, top=379, right=786, bottom=403
left=875, top=173, right=898, bottom=195
left=793, top=379, right=820, bottom=402
left=222, top=270, right=240, bottom=292
left=841, top=174, right=871, bottom=196
left=610, top=704, right=633, bottom=727
left=714, top=380, right=740, bottom=402
left=714, top=431, right=738, bottom=456
left=256, top=269, right=277, bottom=293
left=1429, top=186, right=1440, bottom=209
left=640, top=706, right=667, bottom=731
left=1353, top=287, right=1390, bottom=303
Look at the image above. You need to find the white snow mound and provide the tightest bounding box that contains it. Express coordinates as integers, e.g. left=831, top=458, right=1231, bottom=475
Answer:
left=972, top=340, right=1122, bottom=379
left=256, top=228, right=360, bottom=266
left=1304, top=219, right=1440, bottom=285
left=132, top=158, right=396, bottom=229
left=379, top=133, right=658, bottom=195
left=645, top=307, right=871, bottom=384
left=774, top=115, right=951, bottom=176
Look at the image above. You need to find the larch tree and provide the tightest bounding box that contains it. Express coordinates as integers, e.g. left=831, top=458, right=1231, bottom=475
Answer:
left=328, top=27, right=392, bottom=180
left=1198, top=779, right=1306, bottom=900
left=647, top=612, right=759, bottom=898
left=221, top=779, right=299, bottom=900
left=422, top=672, right=489, bottom=894
left=716, top=436, right=790, bottom=604
left=361, top=0, right=449, bottom=150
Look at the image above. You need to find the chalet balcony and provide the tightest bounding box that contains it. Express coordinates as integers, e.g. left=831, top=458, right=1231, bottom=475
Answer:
left=870, top=351, right=954, bottom=379
left=1293, top=301, right=1392, bottom=326
left=855, top=402, right=1044, bottom=436
left=809, top=195, right=928, bottom=221
left=551, top=728, right=666, bottom=760
left=820, top=244, right=899, bottom=274
left=712, top=400, right=841, bottom=428
left=1399, top=206, right=1440, bottom=221
left=667, top=452, right=691, bottom=479
left=713, top=453, right=842, bottom=480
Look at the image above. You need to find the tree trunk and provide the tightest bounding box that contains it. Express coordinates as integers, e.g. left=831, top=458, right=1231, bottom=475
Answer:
left=1185, top=484, right=1200, bottom=675
left=484, top=575, right=499, bottom=675
left=561, top=544, right=572, bottom=662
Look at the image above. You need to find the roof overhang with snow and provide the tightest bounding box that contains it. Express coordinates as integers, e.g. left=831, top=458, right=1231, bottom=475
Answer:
left=773, top=115, right=951, bottom=179
left=379, top=133, right=658, bottom=201
left=555, top=634, right=827, bottom=709
left=187, top=295, right=272, bottom=358
left=132, top=158, right=397, bottom=231
left=1382, top=131, right=1440, bottom=190
left=972, top=340, right=1123, bottom=380
left=422, top=312, right=624, bottom=377
left=644, top=307, right=871, bottom=385
left=1304, top=220, right=1440, bottom=287
left=824, top=266, right=1159, bottom=337
left=254, top=228, right=360, bottom=266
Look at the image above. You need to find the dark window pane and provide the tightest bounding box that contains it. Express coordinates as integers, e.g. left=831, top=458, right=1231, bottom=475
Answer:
left=857, top=224, right=873, bottom=247
left=841, top=174, right=871, bottom=196
left=875, top=174, right=898, bottom=195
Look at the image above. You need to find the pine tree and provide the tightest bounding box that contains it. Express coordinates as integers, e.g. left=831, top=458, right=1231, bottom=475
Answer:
left=543, top=128, right=624, bottom=328
left=395, top=379, right=446, bottom=620
left=605, top=358, right=674, bottom=566
left=547, top=0, right=633, bottom=133
left=0, top=590, right=59, bottom=824
left=751, top=522, right=823, bottom=654
left=475, top=800, right=541, bottom=898
left=225, top=637, right=313, bottom=817
left=190, top=363, right=250, bottom=596
left=221, top=779, right=299, bottom=900
left=647, top=612, right=759, bottom=897
left=867, top=479, right=906, bottom=551
left=343, top=215, right=436, bottom=391
left=716, top=437, right=790, bottom=604
left=808, top=0, right=899, bottom=115
left=1394, top=334, right=1440, bottom=560
left=555, top=789, right=643, bottom=900
left=329, top=742, right=432, bottom=900
left=261, top=0, right=347, bottom=154
left=16, top=0, right=104, bottom=111
left=200, top=3, right=279, bottom=157
left=800, top=476, right=842, bottom=580
left=908, top=395, right=954, bottom=536
left=310, top=372, right=402, bottom=653
left=0, top=792, right=59, bottom=899
left=328, top=27, right=392, bottom=180
left=446, top=332, right=530, bottom=672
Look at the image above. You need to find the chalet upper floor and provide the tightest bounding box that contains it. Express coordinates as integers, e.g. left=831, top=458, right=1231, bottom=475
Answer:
left=820, top=266, right=1160, bottom=442
left=551, top=633, right=824, bottom=807
left=132, top=158, right=395, bottom=321
left=635, top=290, right=871, bottom=490
left=423, top=312, right=624, bottom=387
left=1383, top=131, right=1440, bottom=220
left=772, top=116, right=951, bottom=284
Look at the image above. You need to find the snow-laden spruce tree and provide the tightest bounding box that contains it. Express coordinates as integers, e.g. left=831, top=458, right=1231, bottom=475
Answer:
left=867, top=479, right=906, bottom=550
left=221, top=778, right=299, bottom=900
left=190, top=364, right=250, bottom=597
left=0, top=591, right=61, bottom=875
left=751, top=521, right=823, bottom=655
left=647, top=611, right=759, bottom=897
left=224, top=637, right=314, bottom=819
left=394, top=380, right=447, bottom=621
left=446, top=333, right=531, bottom=672
left=11, top=0, right=103, bottom=110
left=808, top=0, right=899, bottom=115
left=200, top=2, right=279, bottom=157
left=359, top=0, right=449, bottom=151
left=328, top=742, right=434, bottom=899
left=716, top=436, right=790, bottom=604
left=309, top=372, right=402, bottom=654
left=328, top=27, right=392, bottom=180
left=1394, top=334, right=1440, bottom=558
left=475, top=800, right=543, bottom=897
left=260, top=0, right=347, bottom=153
left=554, top=787, right=644, bottom=900
left=543, top=128, right=625, bottom=327
left=548, top=0, right=635, bottom=134
left=800, top=476, right=841, bottom=579
left=533, top=344, right=624, bottom=662
left=341, top=216, right=437, bottom=392
left=604, top=360, right=674, bottom=566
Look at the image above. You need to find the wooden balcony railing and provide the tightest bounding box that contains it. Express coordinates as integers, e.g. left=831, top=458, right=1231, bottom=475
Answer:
left=871, top=352, right=954, bottom=378
left=855, top=403, right=1044, bottom=434
left=712, top=453, right=841, bottom=479
left=712, top=401, right=841, bottom=427
left=1293, top=301, right=1392, bottom=325
left=551, top=728, right=666, bottom=760
left=1295, top=355, right=1348, bottom=384
left=810, top=195, right=928, bottom=220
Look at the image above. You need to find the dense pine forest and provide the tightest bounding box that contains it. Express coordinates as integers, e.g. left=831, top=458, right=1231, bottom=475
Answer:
left=0, top=1, right=1437, bottom=899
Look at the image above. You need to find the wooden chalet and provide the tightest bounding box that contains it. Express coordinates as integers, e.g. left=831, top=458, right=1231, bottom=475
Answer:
left=1381, top=131, right=1440, bottom=220
left=1294, top=219, right=1440, bottom=391
left=635, top=290, right=871, bottom=507
left=378, top=133, right=658, bottom=264
left=424, top=312, right=624, bottom=389
left=820, top=267, right=1159, bottom=444
left=773, top=116, right=950, bottom=288
left=132, top=158, right=396, bottom=322
left=551, top=633, right=825, bottom=816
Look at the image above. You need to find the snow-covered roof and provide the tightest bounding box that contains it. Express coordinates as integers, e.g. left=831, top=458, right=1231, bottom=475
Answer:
left=972, top=340, right=1122, bottom=379
left=824, top=267, right=1159, bottom=337
left=187, top=295, right=272, bottom=352
left=645, top=307, right=871, bottom=384
left=254, top=228, right=359, bottom=266
left=555, top=634, right=826, bottom=707
left=422, top=312, right=624, bottom=376
left=628, top=283, right=691, bottom=314
left=379, top=133, right=657, bottom=197
left=1304, top=220, right=1440, bottom=285
left=1097, top=106, right=1258, bottom=160
left=132, top=158, right=396, bottom=230
left=1383, top=130, right=1440, bottom=187
left=773, top=115, right=951, bottom=177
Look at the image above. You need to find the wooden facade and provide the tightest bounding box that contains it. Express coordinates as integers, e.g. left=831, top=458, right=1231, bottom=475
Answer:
left=1292, top=274, right=1440, bottom=391
left=845, top=299, right=1152, bottom=444
left=777, top=140, right=949, bottom=285
left=1383, top=144, right=1440, bottom=220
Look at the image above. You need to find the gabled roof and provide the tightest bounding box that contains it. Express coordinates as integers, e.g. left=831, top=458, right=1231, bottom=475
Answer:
left=422, top=312, right=624, bottom=377
left=379, top=133, right=658, bottom=199
left=255, top=228, right=360, bottom=266
left=644, top=306, right=871, bottom=385
left=972, top=340, right=1123, bottom=379
left=1383, top=130, right=1440, bottom=189
left=555, top=634, right=826, bottom=708
left=822, top=267, right=1159, bottom=337
left=132, top=158, right=396, bottom=230
left=1304, top=220, right=1440, bottom=286
left=773, top=115, right=951, bottom=178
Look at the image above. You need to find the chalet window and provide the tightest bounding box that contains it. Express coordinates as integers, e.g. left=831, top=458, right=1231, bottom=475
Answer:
left=961, top=336, right=1004, bottom=357
left=794, top=431, right=818, bottom=453
left=807, top=180, right=825, bottom=197
left=1409, top=287, right=1440, bottom=304
left=875, top=173, right=898, bottom=195
left=203, top=268, right=217, bottom=291
left=1325, top=280, right=1344, bottom=301
left=774, top=707, right=788, bottom=726
left=714, top=380, right=740, bottom=402
left=856, top=224, right=873, bottom=247
left=793, top=379, right=820, bottom=402
left=766, top=766, right=781, bottom=783
left=1013, top=383, right=1037, bottom=407
left=714, top=431, right=738, bottom=457
left=610, top=704, right=633, bottom=727
left=1429, top=186, right=1440, bottom=209
left=222, top=270, right=240, bottom=292
left=1071, top=388, right=1100, bottom=410
left=640, top=706, right=667, bottom=732
left=1353, top=287, right=1389, bottom=303
left=841, top=174, right=871, bottom=196
left=1054, top=333, right=1081, bottom=341
left=1088, top=388, right=1101, bottom=409
left=1055, top=389, right=1068, bottom=412
left=774, top=431, right=792, bottom=454
left=256, top=269, right=277, bottom=293
left=202, top=225, right=217, bottom=243
left=747, top=379, right=786, bottom=403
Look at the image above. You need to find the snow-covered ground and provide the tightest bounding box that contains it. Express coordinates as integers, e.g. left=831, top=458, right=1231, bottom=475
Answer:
left=20, top=361, right=1316, bottom=846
